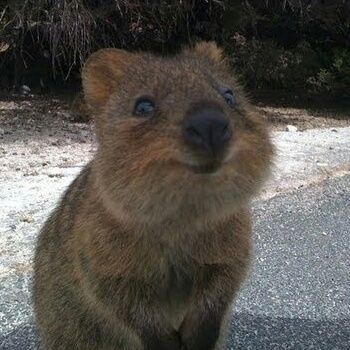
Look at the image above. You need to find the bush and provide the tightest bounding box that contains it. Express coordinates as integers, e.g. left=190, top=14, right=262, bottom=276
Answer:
left=0, top=0, right=349, bottom=98
left=0, top=0, right=225, bottom=90
left=307, top=48, right=350, bottom=95
left=226, top=35, right=318, bottom=90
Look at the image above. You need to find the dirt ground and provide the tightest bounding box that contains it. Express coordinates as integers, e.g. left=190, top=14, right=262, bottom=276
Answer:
left=1, top=94, right=349, bottom=137
left=0, top=93, right=348, bottom=181
left=259, top=104, right=350, bottom=131
left=0, top=96, right=95, bottom=181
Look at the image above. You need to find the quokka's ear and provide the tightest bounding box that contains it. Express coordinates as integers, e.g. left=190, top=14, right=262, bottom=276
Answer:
left=82, top=48, right=136, bottom=111
left=193, top=41, right=224, bottom=64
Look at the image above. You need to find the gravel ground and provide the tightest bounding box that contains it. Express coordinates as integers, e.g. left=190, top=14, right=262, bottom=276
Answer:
left=0, top=96, right=349, bottom=349
left=264, top=127, right=350, bottom=199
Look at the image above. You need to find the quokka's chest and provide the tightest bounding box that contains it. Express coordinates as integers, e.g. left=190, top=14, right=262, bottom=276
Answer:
left=157, top=264, right=194, bottom=330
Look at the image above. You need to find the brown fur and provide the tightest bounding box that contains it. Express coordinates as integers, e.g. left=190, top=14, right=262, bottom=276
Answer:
left=71, top=92, right=90, bottom=122
left=33, top=42, right=273, bottom=350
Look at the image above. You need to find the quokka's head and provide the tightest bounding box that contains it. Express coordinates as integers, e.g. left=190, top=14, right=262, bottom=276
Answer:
left=82, top=42, right=273, bottom=226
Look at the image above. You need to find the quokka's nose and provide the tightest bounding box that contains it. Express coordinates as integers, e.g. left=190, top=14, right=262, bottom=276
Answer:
left=183, top=105, right=232, bottom=156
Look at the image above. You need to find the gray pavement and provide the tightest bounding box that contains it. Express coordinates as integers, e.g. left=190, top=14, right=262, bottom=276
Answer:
left=1, top=175, right=349, bottom=349
left=228, top=174, right=350, bottom=349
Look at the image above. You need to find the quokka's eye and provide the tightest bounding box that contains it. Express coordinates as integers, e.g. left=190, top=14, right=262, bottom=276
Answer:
left=133, top=97, right=155, bottom=117
left=222, top=89, right=237, bottom=107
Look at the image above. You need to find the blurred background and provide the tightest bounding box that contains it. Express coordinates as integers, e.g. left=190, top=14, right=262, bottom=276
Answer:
left=0, top=0, right=349, bottom=104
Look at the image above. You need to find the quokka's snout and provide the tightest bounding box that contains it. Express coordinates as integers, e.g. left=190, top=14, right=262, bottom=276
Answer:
left=183, top=101, right=232, bottom=157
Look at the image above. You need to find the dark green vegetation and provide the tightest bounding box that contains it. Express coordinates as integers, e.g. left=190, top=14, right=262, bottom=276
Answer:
left=0, top=1, right=349, bottom=98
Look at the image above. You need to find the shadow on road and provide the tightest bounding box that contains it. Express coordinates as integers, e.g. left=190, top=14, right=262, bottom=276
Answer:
left=228, top=312, right=350, bottom=349
left=1, top=313, right=349, bottom=350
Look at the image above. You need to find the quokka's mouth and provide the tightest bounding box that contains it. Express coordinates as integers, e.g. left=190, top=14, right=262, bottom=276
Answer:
left=189, top=161, right=222, bottom=174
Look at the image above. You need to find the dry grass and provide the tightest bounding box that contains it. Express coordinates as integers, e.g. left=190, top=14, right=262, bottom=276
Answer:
left=0, top=0, right=225, bottom=80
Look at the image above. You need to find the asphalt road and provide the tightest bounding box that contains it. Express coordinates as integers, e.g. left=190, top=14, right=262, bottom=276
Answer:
left=0, top=174, right=349, bottom=350
left=228, top=174, right=350, bottom=350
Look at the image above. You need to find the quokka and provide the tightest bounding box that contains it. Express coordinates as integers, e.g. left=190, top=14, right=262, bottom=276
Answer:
left=33, top=41, right=273, bottom=350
